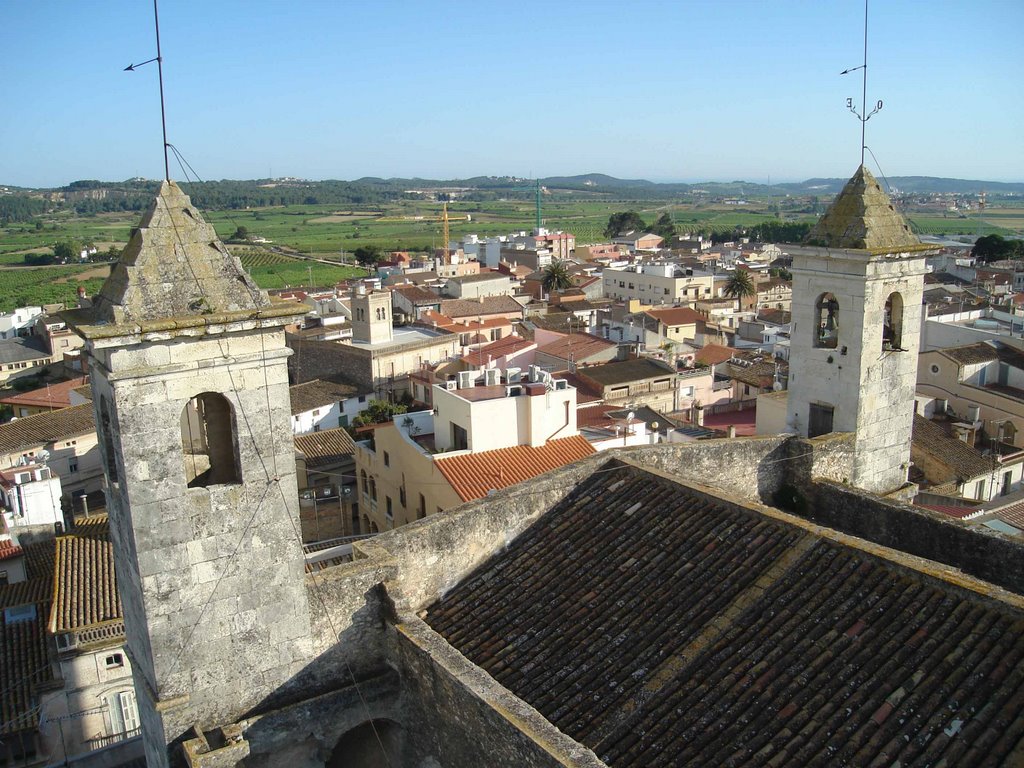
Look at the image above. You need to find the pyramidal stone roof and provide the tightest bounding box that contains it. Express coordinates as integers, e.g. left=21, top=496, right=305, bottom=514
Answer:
left=90, top=180, right=270, bottom=324
left=804, top=165, right=921, bottom=251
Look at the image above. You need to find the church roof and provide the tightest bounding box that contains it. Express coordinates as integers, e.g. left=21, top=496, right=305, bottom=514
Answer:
left=426, top=459, right=1024, bottom=767
left=90, top=180, right=270, bottom=324
left=804, top=166, right=921, bottom=251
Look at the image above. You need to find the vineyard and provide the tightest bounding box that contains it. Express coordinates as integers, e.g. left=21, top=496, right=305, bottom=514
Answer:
left=0, top=266, right=108, bottom=313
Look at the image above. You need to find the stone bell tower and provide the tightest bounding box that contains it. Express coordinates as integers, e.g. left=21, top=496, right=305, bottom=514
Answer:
left=65, top=182, right=313, bottom=767
left=786, top=166, right=934, bottom=494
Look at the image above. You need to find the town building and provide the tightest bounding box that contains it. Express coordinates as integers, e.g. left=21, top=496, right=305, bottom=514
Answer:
left=355, top=365, right=590, bottom=531
left=37, top=180, right=1024, bottom=768
left=602, top=264, right=715, bottom=305
left=917, top=341, right=1024, bottom=448
left=288, top=379, right=361, bottom=434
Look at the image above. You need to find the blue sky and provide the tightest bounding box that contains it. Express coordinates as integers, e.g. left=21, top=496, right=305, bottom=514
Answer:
left=2, top=0, right=1022, bottom=187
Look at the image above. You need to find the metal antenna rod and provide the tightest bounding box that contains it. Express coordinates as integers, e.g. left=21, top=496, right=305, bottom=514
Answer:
left=860, top=0, right=868, bottom=167
left=154, top=0, right=170, bottom=181
left=841, top=0, right=882, bottom=169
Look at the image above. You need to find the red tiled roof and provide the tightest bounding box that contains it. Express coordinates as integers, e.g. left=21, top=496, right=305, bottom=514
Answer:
left=434, top=435, right=595, bottom=501
left=695, top=343, right=734, bottom=366
left=461, top=335, right=535, bottom=366
left=0, top=539, right=24, bottom=561
left=49, top=516, right=122, bottom=633
left=536, top=333, right=615, bottom=362
left=0, top=376, right=89, bottom=411
left=426, top=459, right=1024, bottom=767
left=643, top=307, right=704, bottom=327
left=915, top=502, right=979, bottom=519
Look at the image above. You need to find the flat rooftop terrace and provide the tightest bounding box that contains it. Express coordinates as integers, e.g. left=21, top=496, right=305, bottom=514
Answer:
left=348, top=326, right=450, bottom=352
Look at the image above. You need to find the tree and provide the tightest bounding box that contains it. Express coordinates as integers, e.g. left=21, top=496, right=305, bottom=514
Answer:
left=650, top=212, right=677, bottom=242
left=52, top=241, right=77, bottom=263
left=972, top=234, right=1024, bottom=263
left=604, top=211, right=647, bottom=239
left=540, top=260, right=574, bottom=294
left=230, top=225, right=249, bottom=241
left=349, top=399, right=408, bottom=435
left=724, top=269, right=756, bottom=304
left=354, top=245, right=382, bottom=267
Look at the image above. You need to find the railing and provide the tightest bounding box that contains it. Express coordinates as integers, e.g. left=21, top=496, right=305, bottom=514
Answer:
left=704, top=399, right=757, bottom=416
left=83, top=727, right=141, bottom=752
left=56, top=621, right=126, bottom=652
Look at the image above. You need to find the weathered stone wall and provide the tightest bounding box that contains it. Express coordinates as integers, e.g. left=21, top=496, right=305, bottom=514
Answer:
left=367, top=437, right=791, bottom=615
left=783, top=478, right=1024, bottom=596
left=392, top=620, right=606, bottom=768
left=287, top=337, right=370, bottom=389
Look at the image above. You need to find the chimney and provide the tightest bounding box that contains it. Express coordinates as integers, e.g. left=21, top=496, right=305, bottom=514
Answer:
left=727, top=425, right=736, bottom=439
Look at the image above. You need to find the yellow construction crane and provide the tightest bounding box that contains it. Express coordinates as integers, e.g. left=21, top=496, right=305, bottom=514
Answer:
left=441, top=202, right=450, bottom=262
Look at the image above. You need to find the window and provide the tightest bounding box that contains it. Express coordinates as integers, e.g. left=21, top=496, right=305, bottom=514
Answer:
left=312, top=409, right=320, bottom=416
left=0, top=571, right=7, bottom=586
left=182, top=392, right=241, bottom=488
left=976, top=479, right=987, bottom=500
left=360, top=470, right=368, bottom=494
left=930, top=364, right=940, bottom=374
left=418, top=494, right=426, bottom=519
left=451, top=423, right=468, bottom=451
left=105, top=653, right=124, bottom=669
left=385, top=496, right=393, bottom=520
left=882, top=292, right=904, bottom=350
left=383, top=451, right=390, bottom=467
left=109, top=690, right=139, bottom=735
left=359, top=395, right=367, bottom=403
left=69, top=460, right=78, bottom=473
left=338, top=414, right=349, bottom=428
left=814, top=293, right=839, bottom=349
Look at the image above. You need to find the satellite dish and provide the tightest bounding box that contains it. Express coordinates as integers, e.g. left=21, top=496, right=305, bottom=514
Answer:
left=627, top=411, right=635, bottom=422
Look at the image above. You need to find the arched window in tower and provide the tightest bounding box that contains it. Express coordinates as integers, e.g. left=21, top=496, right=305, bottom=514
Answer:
left=883, top=292, right=904, bottom=350
left=99, top=396, right=119, bottom=485
left=814, top=293, right=840, bottom=349
left=181, top=392, right=241, bottom=488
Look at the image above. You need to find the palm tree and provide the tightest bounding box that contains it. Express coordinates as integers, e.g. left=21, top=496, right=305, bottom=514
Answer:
left=540, top=260, right=574, bottom=294
left=723, top=269, right=756, bottom=305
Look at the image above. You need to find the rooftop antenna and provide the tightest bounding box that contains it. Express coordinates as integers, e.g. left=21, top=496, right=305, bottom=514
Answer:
left=840, top=0, right=882, bottom=168
left=124, top=0, right=170, bottom=181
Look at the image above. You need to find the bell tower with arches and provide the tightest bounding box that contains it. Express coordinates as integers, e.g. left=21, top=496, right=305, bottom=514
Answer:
left=66, top=181, right=313, bottom=767
left=786, top=166, right=934, bottom=494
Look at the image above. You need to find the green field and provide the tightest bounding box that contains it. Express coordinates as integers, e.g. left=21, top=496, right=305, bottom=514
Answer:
left=0, top=194, right=1018, bottom=311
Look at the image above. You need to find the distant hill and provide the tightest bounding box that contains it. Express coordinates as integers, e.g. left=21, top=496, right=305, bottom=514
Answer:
left=4, top=173, right=1022, bottom=211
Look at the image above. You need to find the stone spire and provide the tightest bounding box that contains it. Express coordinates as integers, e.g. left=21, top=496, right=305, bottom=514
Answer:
left=90, top=180, right=269, bottom=324
left=804, top=165, right=920, bottom=251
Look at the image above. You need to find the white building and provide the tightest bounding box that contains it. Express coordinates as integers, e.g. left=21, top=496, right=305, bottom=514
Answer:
left=0, top=306, right=44, bottom=340
left=602, top=264, right=715, bottom=305
left=0, top=462, right=63, bottom=531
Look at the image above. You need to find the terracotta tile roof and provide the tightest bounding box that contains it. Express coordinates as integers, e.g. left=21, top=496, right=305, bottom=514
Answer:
left=440, top=295, right=524, bottom=319
left=535, top=333, right=615, bottom=363
left=757, top=308, right=791, bottom=325
left=984, top=499, right=1024, bottom=529
left=294, top=427, right=356, bottom=468
left=0, top=542, right=56, bottom=737
left=0, top=539, right=23, bottom=561
left=551, top=371, right=602, bottom=403
left=0, top=403, right=95, bottom=455
left=426, top=460, right=1024, bottom=767
left=642, top=307, right=704, bottom=327
left=940, top=342, right=1000, bottom=366
left=434, top=435, right=595, bottom=502
left=0, top=596, right=52, bottom=736
left=49, top=516, right=122, bottom=634
left=72, top=383, right=93, bottom=401
left=0, top=376, right=89, bottom=411
left=577, top=358, right=676, bottom=387
left=912, top=415, right=993, bottom=480
left=289, top=379, right=358, bottom=415
left=461, top=335, right=535, bottom=366
left=695, top=343, right=735, bottom=366
left=392, top=284, right=441, bottom=306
